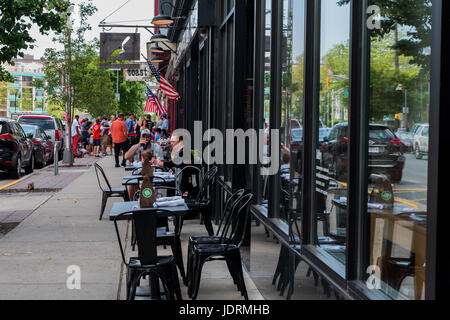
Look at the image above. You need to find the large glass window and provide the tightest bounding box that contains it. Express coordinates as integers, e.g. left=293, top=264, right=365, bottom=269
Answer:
left=365, top=0, right=431, bottom=300
left=261, top=0, right=272, bottom=206
left=314, top=0, right=350, bottom=268
left=281, top=0, right=304, bottom=235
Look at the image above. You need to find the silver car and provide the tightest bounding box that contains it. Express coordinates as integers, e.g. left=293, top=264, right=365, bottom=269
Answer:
left=413, top=124, right=429, bottom=159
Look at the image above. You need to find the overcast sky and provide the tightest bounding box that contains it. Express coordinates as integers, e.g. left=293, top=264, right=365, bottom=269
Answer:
left=26, top=0, right=155, bottom=60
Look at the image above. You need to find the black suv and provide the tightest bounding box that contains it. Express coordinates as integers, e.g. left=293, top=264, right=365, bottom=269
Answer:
left=0, top=119, right=34, bottom=178
left=320, top=123, right=406, bottom=183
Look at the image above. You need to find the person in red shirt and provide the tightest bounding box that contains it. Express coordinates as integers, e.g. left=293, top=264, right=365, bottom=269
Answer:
left=92, top=117, right=102, bottom=158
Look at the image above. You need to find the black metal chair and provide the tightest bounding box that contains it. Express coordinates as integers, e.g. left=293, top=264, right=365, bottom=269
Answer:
left=185, top=166, right=219, bottom=236
left=130, top=186, right=186, bottom=284
left=114, top=209, right=182, bottom=300
left=94, top=163, right=129, bottom=221
left=175, top=165, right=203, bottom=199
left=188, top=193, right=254, bottom=300
left=185, top=189, right=246, bottom=286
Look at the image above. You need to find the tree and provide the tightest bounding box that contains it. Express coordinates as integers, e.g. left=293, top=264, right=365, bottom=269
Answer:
left=0, top=82, right=7, bottom=109
left=0, top=0, right=70, bottom=81
left=21, top=87, right=34, bottom=111
left=118, top=73, right=146, bottom=116
left=338, top=0, right=431, bottom=69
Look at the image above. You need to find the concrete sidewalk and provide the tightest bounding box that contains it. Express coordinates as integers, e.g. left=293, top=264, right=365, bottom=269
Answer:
left=0, top=156, right=263, bottom=300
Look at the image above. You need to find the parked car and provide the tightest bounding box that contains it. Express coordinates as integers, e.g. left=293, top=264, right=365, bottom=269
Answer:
left=0, top=119, right=34, bottom=178
left=413, top=124, right=429, bottom=159
left=18, top=115, right=65, bottom=159
left=320, top=123, right=406, bottom=183
left=21, top=125, right=54, bottom=168
left=395, top=130, right=414, bottom=153
left=410, top=123, right=426, bottom=136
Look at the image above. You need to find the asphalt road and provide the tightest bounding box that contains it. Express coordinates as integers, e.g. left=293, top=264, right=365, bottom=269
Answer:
left=394, top=153, right=428, bottom=211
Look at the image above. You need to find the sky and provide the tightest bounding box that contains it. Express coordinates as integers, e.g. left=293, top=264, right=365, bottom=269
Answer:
left=26, top=0, right=155, bottom=60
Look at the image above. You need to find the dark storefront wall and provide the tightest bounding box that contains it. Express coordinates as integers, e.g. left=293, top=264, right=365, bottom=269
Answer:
left=169, top=0, right=446, bottom=300
left=249, top=0, right=439, bottom=300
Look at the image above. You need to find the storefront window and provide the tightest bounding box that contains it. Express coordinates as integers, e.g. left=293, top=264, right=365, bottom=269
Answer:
left=261, top=0, right=271, bottom=206
left=365, top=0, right=431, bottom=300
left=281, top=0, right=304, bottom=234
left=315, top=0, right=350, bottom=267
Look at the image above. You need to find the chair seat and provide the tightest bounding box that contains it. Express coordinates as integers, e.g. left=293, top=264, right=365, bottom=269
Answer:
left=128, top=256, right=174, bottom=268
left=189, top=235, right=230, bottom=245
left=194, top=243, right=239, bottom=253
left=107, top=188, right=127, bottom=194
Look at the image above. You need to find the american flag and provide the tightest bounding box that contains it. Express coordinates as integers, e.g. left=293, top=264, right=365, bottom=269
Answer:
left=146, top=58, right=180, bottom=101
left=145, top=86, right=167, bottom=116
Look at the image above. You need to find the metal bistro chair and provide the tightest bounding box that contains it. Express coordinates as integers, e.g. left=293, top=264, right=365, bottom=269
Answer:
left=114, top=208, right=182, bottom=300
left=130, top=186, right=187, bottom=284
left=184, top=166, right=219, bottom=236
left=95, top=163, right=129, bottom=221
left=188, top=193, right=254, bottom=300
left=185, top=189, right=247, bottom=287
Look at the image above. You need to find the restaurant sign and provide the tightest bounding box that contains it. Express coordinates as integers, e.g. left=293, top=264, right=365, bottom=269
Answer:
left=100, top=33, right=140, bottom=61
left=123, top=62, right=151, bottom=82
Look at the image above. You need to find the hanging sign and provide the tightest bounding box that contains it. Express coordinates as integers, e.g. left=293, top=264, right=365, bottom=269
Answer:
left=123, top=63, right=151, bottom=82
left=100, top=33, right=140, bottom=61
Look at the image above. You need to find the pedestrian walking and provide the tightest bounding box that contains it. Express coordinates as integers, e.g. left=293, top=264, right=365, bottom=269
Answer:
left=101, top=116, right=111, bottom=156
left=92, top=117, right=102, bottom=157
left=71, top=115, right=81, bottom=158
left=110, top=113, right=129, bottom=167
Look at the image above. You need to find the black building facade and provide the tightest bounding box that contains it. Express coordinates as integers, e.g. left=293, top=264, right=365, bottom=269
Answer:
left=160, top=0, right=449, bottom=300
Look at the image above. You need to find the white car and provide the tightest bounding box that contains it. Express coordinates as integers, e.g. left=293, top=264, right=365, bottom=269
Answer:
left=18, top=115, right=66, bottom=160
left=413, top=124, right=429, bottom=159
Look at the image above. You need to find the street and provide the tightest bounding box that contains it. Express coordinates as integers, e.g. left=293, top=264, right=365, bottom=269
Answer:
left=394, top=153, right=428, bottom=211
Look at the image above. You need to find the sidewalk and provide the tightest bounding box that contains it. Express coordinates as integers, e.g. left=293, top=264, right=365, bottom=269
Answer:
left=0, top=156, right=263, bottom=300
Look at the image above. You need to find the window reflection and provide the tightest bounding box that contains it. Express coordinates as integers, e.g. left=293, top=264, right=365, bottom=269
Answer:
left=261, top=0, right=271, bottom=206
left=315, top=0, right=350, bottom=267
left=280, top=0, right=304, bottom=236
left=366, top=0, right=430, bottom=300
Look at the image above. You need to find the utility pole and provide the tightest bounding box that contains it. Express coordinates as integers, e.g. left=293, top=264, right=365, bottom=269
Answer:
left=63, top=5, right=74, bottom=165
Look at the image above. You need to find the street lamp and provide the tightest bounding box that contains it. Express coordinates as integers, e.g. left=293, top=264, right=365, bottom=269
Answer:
left=151, top=2, right=195, bottom=26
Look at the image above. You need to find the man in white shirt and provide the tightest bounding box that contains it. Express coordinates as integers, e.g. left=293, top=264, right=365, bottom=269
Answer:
left=71, top=115, right=81, bottom=157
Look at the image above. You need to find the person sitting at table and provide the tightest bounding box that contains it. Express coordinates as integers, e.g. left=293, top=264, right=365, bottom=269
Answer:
left=124, top=129, right=163, bottom=199
left=152, top=134, right=201, bottom=198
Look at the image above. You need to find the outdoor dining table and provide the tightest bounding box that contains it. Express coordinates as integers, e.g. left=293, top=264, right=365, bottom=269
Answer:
left=110, top=200, right=191, bottom=300
left=122, top=175, right=176, bottom=187
left=109, top=200, right=190, bottom=221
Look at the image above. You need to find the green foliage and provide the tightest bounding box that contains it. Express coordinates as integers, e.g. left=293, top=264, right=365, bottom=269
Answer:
left=41, top=1, right=120, bottom=119
left=118, top=73, right=146, bottom=116
left=0, top=82, right=8, bottom=108
left=337, top=0, right=431, bottom=68
left=0, top=0, right=71, bottom=81
left=21, top=87, right=33, bottom=111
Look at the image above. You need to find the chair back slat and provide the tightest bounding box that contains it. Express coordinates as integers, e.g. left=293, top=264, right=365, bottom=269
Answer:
left=94, top=163, right=112, bottom=192
left=223, top=193, right=254, bottom=249
left=196, top=167, right=218, bottom=203
left=217, top=189, right=246, bottom=237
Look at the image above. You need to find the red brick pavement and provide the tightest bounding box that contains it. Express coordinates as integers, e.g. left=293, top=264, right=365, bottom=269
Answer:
left=2, top=155, right=102, bottom=192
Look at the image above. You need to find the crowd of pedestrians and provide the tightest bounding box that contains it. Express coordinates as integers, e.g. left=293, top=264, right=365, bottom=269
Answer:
left=71, top=112, right=171, bottom=166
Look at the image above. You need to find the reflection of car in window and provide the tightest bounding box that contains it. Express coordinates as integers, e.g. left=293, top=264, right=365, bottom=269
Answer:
left=320, top=123, right=406, bottom=183
left=413, top=124, right=429, bottom=159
